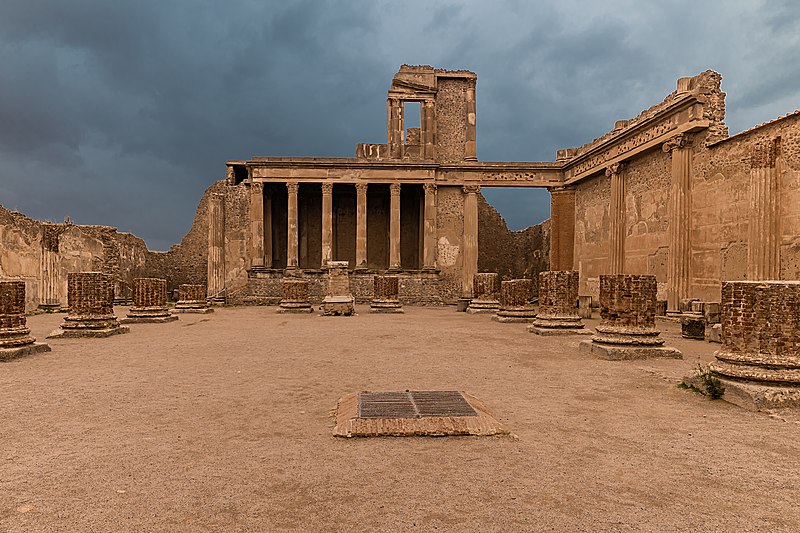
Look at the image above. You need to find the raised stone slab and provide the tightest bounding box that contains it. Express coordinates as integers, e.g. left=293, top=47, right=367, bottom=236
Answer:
left=579, top=340, right=682, bottom=360
left=529, top=324, right=592, bottom=336
left=47, top=324, right=130, bottom=339
left=333, top=390, right=508, bottom=438
left=0, top=343, right=52, bottom=362
left=278, top=278, right=313, bottom=314
left=322, top=262, right=355, bottom=316
left=121, top=315, right=178, bottom=324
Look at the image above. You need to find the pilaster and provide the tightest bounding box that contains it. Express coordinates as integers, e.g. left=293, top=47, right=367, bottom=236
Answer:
left=606, top=163, right=625, bottom=275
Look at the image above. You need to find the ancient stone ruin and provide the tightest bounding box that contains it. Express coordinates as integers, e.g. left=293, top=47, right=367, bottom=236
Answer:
left=370, top=275, right=403, bottom=313
left=467, top=273, right=500, bottom=314
left=173, top=284, right=213, bottom=313
left=492, top=279, right=536, bottom=323
left=278, top=278, right=313, bottom=314
left=48, top=272, right=129, bottom=338
left=121, top=278, right=178, bottom=324
left=580, top=275, right=681, bottom=360
left=0, top=281, right=51, bottom=361
left=322, top=261, right=355, bottom=316
left=528, top=270, right=589, bottom=335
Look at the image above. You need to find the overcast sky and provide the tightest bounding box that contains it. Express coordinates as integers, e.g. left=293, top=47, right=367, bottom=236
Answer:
left=1, top=1, right=798, bottom=250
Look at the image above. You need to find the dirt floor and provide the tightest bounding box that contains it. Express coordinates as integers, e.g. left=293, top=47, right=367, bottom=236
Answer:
left=2, top=306, right=799, bottom=532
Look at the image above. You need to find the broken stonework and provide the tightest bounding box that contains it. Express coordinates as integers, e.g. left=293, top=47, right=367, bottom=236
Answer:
left=580, top=275, right=681, bottom=360
left=681, top=313, right=705, bottom=340
left=710, top=281, right=800, bottom=410
left=322, top=261, right=355, bottom=316
left=278, top=278, right=313, bottom=314
left=370, top=275, right=403, bottom=314
left=48, top=272, right=129, bottom=338
left=121, top=278, right=178, bottom=324
left=528, top=271, right=590, bottom=335
left=467, top=273, right=500, bottom=314
left=173, top=284, right=213, bottom=314
left=492, top=279, right=536, bottom=323
left=0, top=281, right=51, bottom=361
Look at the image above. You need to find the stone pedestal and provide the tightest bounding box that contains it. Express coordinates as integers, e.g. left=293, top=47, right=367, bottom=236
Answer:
left=370, top=275, right=403, bottom=313
left=680, top=314, right=705, bottom=340
left=48, top=272, right=129, bottom=338
left=322, top=261, right=355, bottom=316
left=173, top=284, right=214, bottom=313
left=467, top=273, right=500, bottom=314
left=492, top=279, right=536, bottom=323
left=579, top=275, right=681, bottom=360
left=0, top=281, right=51, bottom=361
left=279, top=278, right=313, bottom=314
left=528, top=271, right=590, bottom=335
left=121, top=278, right=178, bottom=323
left=710, top=281, right=800, bottom=410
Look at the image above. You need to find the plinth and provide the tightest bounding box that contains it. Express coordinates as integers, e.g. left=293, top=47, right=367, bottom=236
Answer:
left=121, top=278, right=178, bottom=323
left=322, top=261, right=355, bottom=316
left=528, top=271, right=590, bottom=335
left=172, top=284, right=213, bottom=313
left=0, top=281, right=51, bottom=361
left=492, top=279, right=536, bottom=323
left=279, top=278, right=313, bottom=314
left=467, top=273, right=500, bottom=314
left=370, top=275, right=403, bottom=313
left=48, top=272, right=129, bottom=338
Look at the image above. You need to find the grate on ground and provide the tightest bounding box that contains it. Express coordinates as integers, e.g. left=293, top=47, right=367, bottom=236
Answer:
left=358, top=390, right=477, bottom=419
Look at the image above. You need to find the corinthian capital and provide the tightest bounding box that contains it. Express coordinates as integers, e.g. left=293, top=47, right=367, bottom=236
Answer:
left=604, top=162, right=623, bottom=177
left=390, top=182, right=401, bottom=195
left=462, top=184, right=481, bottom=194
left=286, top=182, right=299, bottom=194
left=355, top=182, right=368, bottom=194
left=662, top=133, right=693, bottom=153
left=423, top=183, right=437, bottom=194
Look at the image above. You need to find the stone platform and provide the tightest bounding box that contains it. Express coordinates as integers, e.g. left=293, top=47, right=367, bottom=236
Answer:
left=579, top=340, right=682, bottom=360
left=0, top=342, right=51, bottom=362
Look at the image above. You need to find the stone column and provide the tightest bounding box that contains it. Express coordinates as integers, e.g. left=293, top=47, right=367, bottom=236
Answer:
left=747, top=138, right=781, bottom=281
left=48, top=272, right=129, bottom=338
left=321, top=183, right=333, bottom=268
left=549, top=187, right=576, bottom=271
left=250, top=182, right=265, bottom=269
left=462, top=184, right=480, bottom=297
left=278, top=278, right=312, bottom=314
left=370, top=275, right=403, bottom=313
left=39, top=224, right=63, bottom=310
left=0, top=281, right=50, bottom=360
left=388, top=98, right=403, bottom=159
left=493, top=279, right=537, bottom=323
left=421, top=100, right=436, bottom=160
left=606, top=163, right=626, bottom=275
left=174, top=284, right=213, bottom=313
left=355, top=182, right=368, bottom=269
left=286, top=181, right=299, bottom=271
left=122, top=278, right=177, bottom=323
left=711, top=281, right=800, bottom=396
left=207, top=193, right=225, bottom=302
left=264, top=187, right=273, bottom=268
left=663, top=134, right=693, bottom=314
left=579, top=275, right=681, bottom=360
left=389, top=182, right=402, bottom=271
left=529, top=270, right=589, bottom=335
left=465, top=83, right=477, bottom=161
left=422, top=183, right=438, bottom=271
left=467, top=273, right=500, bottom=314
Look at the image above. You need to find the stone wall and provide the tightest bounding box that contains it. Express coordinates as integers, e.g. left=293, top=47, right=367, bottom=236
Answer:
left=435, top=78, right=470, bottom=164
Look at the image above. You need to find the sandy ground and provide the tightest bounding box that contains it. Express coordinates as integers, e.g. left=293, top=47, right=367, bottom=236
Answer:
left=2, top=306, right=799, bottom=532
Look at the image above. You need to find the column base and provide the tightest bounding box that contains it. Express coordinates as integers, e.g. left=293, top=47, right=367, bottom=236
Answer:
left=492, top=315, right=537, bottom=324
left=0, top=342, right=52, bottom=362
left=38, top=303, right=65, bottom=313
left=527, top=325, right=591, bottom=336
left=121, top=315, right=179, bottom=324
left=370, top=301, right=404, bottom=313
left=47, top=325, right=130, bottom=339
left=579, top=340, right=682, bottom=360
left=466, top=306, right=499, bottom=314
left=278, top=304, right=313, bottom=314
left=171, top=307, right=214, bottom=314
left=684, top=373, right=800, bottom=411
left=322, top=296, right=356, bottom=316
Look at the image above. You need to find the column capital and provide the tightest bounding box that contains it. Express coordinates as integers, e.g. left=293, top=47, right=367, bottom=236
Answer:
left=462, top=184, right=480, bottom=194
left=251, top=181, right=263, bottom=192
left=355, top=182, right=368, bottom=194
left=662, top=133, right=693, bottom=153
left=604, top=162, right=624, bottom=177
left=423, top=183, right=437, bottom=194
left=321, top=182, right=333, bottom=194
left=286, top=182, right=299, bottom=194
left=390, top=182, right=401, bottom=195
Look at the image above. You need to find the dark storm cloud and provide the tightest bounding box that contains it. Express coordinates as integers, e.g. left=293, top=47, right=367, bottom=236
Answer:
left=0, top=0, right=798, bottom=249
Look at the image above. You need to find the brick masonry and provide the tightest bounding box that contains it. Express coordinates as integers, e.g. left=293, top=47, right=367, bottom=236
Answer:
left=530, top=270, right=585, bottom=331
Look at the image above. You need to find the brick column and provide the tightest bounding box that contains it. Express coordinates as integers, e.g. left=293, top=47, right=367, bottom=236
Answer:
left=663, top=134, right=692, bottom=314
left=48, top=272, right=129, bottom=338
left=549, top=187, right=576, bottom=271
left=0, top=281, right=50, bottom=360
left=606, top=163, right=625, bottom=275
left=250, top=182, right=265, bottom=269
left=321, top=183, right=333, bottom=268
left=462, top=184, right=480, bottom=297
left=286, top=182, right=299, bottom=271
left=207, top=193, right=225, bottom=302
left=493, top=279, right=536, bottom=323
left=747, top=138, right=781, bottom=280
left=422, top=183, right=437, bottom=271
left=579, top=274, right=680, bottom=359
left=370, top=275, right=403, bottom=313
left=389, top=182, right=402, bottom=271
left=278, top=278, right=312, bottom=314
left=529, top=270, right=589, bottom=335
left=388, top=98, right=403, bottom=159
left=467, top=272, right=500, bottom=314
left=122, top=278, right=177, bottom=323
left=174, top=284, right=213, bottom=313
left=355, top=182, right=368, bottom=269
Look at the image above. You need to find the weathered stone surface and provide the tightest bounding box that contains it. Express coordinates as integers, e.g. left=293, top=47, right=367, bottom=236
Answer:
left=467, top=273, right=500, bottom=314
left=322, top=262, right=355, bottom=316
left=706, top=323, right=722, bottom=343
left=173, top=284, right=213, bottom=313
left=278, top=278, right=313, bottom=314
left=0, top=281, right=50, bottom=360
left=492, top=279, right=536, bottom=323
left=122, top=278, right=177, bottom=323
left=581, top=275, right=681, bottom=359
left=529, top=271, right=590, bottom=335
left=703, top=302, right=721, bottom=324
left=680, top=314, right=705, bottom=340
left=48, top=272, right=129, bottom=338
left=578, top=295, right=593, bottom=319
left=370, top=275, right=403, bottom=313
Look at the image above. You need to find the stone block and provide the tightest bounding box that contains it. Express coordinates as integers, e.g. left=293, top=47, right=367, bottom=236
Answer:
left=703, top=302, right=721, bottom=324
left=279, top=278, right=313, bottom=314
left=322, top=262, right=355, bottom=316
left=706, top=323, right=722, bottom=343
left=681, top=314, right=705, bottom=340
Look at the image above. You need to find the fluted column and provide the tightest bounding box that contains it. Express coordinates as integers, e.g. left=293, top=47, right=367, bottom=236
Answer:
left=286, top=182, right=299, bottom=271
left=549, top=187, right=576, bottom=271
left=606, top=163, right=625, bottom=275
left=422, top=183, right=438, bottom=270
left=462, top=184, right=480, bottom=297
left=663, top=134, right=693, bottom=313
left=321, top=183, right=333, bottom=268
left=356, top=182, right=368, bottom=269
left=747, top=138, right=781, bottom=280
left=250, top=182, right=265, bottom=269
left=207, top=193, right=225, bottom=301
left=389, top=182, right=402, bottom=270
left=264, top=187, right=273, bottom=268
left=388, top=98, right=403, bottom=159
left=39, top=224, right=63, bottom=310
left=421, top=100, right=436, bottom=160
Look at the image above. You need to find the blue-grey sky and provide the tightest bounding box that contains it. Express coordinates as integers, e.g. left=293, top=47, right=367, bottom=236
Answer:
left=0, top=0, right=798, bottom=250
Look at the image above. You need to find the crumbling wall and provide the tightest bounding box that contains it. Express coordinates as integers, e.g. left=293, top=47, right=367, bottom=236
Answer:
left=435, top=185, right=465, bottom=303
left=574, top=172, right=611, bottom=300
left=435, top=78, right=469, bottom=164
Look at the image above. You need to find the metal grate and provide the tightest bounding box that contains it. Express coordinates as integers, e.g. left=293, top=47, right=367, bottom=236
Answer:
left=358, top=390, right=477, bottom=419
